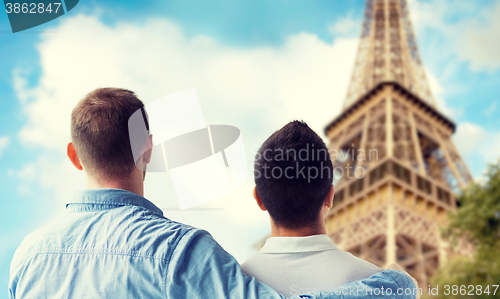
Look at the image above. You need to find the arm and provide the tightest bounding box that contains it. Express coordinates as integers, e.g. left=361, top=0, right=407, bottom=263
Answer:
left=165, top=229, right=417, bottom=299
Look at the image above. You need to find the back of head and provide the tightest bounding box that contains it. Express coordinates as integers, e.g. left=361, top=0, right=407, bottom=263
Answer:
left=254, top=121, right=333, bottom=229
left=71, top=88, right=146, bottom=181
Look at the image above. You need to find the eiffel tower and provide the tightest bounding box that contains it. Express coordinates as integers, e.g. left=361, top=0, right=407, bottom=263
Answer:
left=324, top=0, right=472, bottom=288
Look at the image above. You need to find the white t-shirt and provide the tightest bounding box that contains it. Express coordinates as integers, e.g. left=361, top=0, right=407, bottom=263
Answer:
left=241, top=234, right=382, bottom=297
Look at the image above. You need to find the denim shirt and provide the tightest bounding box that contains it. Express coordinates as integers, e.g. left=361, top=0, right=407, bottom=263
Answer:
left=9, top=189, right=416, bottom=299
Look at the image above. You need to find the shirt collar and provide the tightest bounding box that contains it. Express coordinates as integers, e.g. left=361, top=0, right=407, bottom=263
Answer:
left=258, top=234, right=339, bottom=254
left=66, top=188, right=163, bottom=216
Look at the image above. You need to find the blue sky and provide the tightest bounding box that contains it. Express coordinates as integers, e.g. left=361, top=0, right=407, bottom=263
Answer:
left=1, top=0, right=500, bottom=296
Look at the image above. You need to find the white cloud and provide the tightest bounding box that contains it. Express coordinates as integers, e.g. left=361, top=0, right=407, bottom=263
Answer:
left=409, top=0, right=500, bottom=72
left=328, top=15, right=361, bottom=37
left=425, top=70, right=462, bottom=119
left=16, top=163, right=36, bottom=180
left=409, top=0, right=458, bottom=33
left=15, top=163, right=37, bottom=196
left=14, top=14, right=358, bottom=261
left=484, top=101, right=497, bottom=117
left=453, top=122, right=500, bottom=178
left=454, top=1, right=500, bottom=72
left=0, top=136, right=10, bottom=159
left=453, top=122, right=488, bottom=158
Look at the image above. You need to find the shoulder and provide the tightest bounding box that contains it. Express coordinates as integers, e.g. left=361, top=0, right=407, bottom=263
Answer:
left=137, top=209, right=207, bottom=241
left=166, top=227, right=234, bottom=268
left=240, top=253, right=264, bottom=276
left=9, top=221, right=62, bottom=281
left=117, top=208, right=217, bottom=259
left=12, top=208, right=205, bottom=264
left=11, top=216, right=63, bottom=263
left=334, top=250, right=382, bottom=279
left=168, top=226, right=217, bottom=250
left=105, top=207, right=210, bottom=260
left=345, top=251, right=382, bottom=269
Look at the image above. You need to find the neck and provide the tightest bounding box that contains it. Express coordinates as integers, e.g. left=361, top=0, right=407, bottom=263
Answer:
left=270, top=218, right=326, bottom=237
left=85, top=170, right=144, bottom=197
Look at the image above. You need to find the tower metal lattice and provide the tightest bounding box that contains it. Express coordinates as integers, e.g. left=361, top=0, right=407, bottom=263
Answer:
left=344, top=0, right=434, bottom=110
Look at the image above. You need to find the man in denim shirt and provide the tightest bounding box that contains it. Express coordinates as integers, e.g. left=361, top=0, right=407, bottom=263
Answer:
left=9, top=88, right=418, bottom=298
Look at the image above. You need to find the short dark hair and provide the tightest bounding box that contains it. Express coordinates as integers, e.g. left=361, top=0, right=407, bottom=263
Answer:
left=71, top=88, right=145, bottom=180
left=254, top=121, right=333, bottom=229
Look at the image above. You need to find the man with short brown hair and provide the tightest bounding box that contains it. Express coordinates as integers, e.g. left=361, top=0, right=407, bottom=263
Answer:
left=70, top=88, right=148, bottom=181
left=9, top=87, right=418, bottom=299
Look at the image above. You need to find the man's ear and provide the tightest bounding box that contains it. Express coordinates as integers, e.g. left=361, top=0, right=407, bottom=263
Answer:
left=253, top=186, right=267, bottom=211
left=324, top=185, right=335, bottom=209
left=67, top=142, right=83, bottom=171
left=143, top=134, right=153, bottom=164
